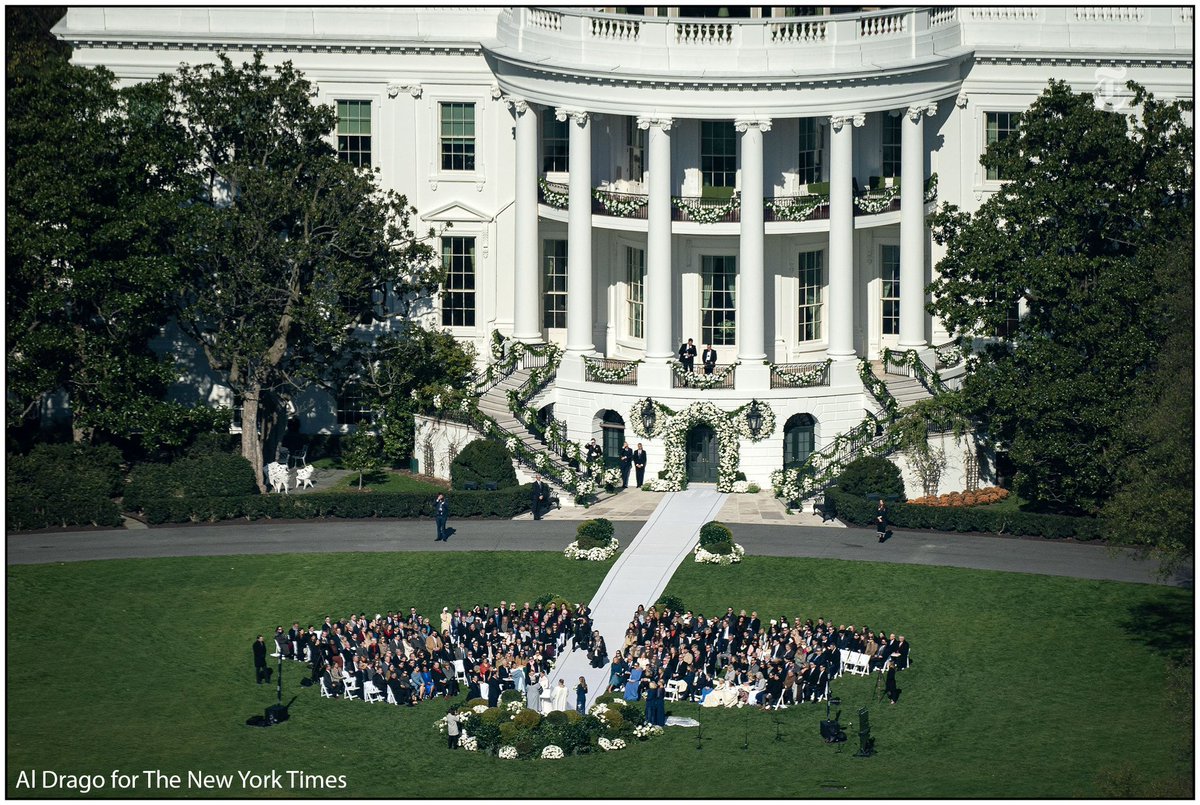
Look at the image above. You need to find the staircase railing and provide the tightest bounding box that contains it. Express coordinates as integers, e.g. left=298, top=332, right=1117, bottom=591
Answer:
left=771, top=410, right=900, bottom=505
left=882, top=347, right=948, bottom=394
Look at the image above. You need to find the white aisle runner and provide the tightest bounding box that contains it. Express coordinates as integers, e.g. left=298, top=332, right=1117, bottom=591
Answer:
left=542, top=488, right=727, bottom=712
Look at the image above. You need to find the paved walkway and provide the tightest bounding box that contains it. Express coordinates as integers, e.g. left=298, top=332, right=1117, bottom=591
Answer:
left=542, top=489, right=727, bottom=710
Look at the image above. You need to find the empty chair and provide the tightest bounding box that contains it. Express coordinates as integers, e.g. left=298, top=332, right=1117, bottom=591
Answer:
left=363, top=680, right=383, bottom=703
left=386, top=686, right=398, bottom=706
left=343, top=674, right=360, bottom=697
left=288, top=445, right=308, bottom=469
left=665, top=679, right=688, bottom=702
left=452, top=659, right=468, bottom=685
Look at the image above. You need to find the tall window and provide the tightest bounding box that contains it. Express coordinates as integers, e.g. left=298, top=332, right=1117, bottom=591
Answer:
left=882, top=113, right=901, bottom=179
left=798, top=118, right=822, bottom=185
left=881, top=244, right=900, bottom=336
left=626, top=246, right=645, bottom=339
left=985, top=111, right=1019, bottom=181
left=337, top=386, right=375, bottom=426
left=543, top=239, right=568, bottom=329
left=336, top=100, right=371, bottom=167
left=702, top=255, right=737, bottom=346
left=440, top=102, right=476, bottom=171
left=542, top=109, right=569, bottom=173
left=625, top=117, right=646, bottom=182
left=783, top=413, right=816, bottom=469
left=440, top=236, right=476, bottom=327
left=798, top=250, right=823, bottom=342
left=701, top=120, right=737, bottom=190
left=995, top=301, right=1020, bottom=339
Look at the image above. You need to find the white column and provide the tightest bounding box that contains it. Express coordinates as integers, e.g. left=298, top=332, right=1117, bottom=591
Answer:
left=639, top=116, right=674, bottom=389
left=827, top=113, right=864, bottom=364
left=900, top=103, right=935, bottom=349
left=735, top=117, right=771, bottom=390
left=560, top=108, right=593, bottom=355
left=509, top=97, right=541, bottom=342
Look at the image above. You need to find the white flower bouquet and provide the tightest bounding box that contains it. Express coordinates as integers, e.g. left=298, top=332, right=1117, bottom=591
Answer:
left=498, top=745, right=519, bottom=760
left=694, top=541, right=746, bottom=565
left=541, top=744, right=564, bottom=759
left=563, top=537, right=620, bottom=561
left=460, top=734, right=478, bottom=751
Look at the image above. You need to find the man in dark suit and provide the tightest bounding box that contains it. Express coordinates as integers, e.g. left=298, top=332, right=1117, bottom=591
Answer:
left=702, top=344, right=718, bottom=374
left=434, top=493, right=450, bottom=541
left=678, top=338, right=697, bottom=372
left=253, top=635, right=270, bottom=684
left=619, top=442, right=634, bottom=489
left=584, top=438, right=603, bottom=477
left=632, top=443, right=648, bottom=487
left=530, top=475, right=550, bottom=520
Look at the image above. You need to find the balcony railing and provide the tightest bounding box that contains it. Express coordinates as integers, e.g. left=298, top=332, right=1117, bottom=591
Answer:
left=583, top=356, right=640, bottom=385
left=770, top=360, right=832, bottom=389
left=671, top=362, right=737, bottom=390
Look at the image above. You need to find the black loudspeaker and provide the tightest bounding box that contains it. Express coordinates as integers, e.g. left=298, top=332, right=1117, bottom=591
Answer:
left=858, top=707, right=870, bottom=735
left=265, top=704, right=290, bottom=724
left=820, top=720, right=838, bottom=740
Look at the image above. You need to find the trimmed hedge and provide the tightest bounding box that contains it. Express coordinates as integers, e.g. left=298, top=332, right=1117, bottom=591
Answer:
left=698, top=520, right=733, bottom=548
left=125, top=453, right=259, bottom=511
left=825, top=488, right=1103, bottom=541
left=6, top=443, right=124, bottom=530
left=835, top=456, right=905, bottom=499
left=450, top=439, right=518, bottom=490
left=140, top=484, right=533, bottom=525
left=576, top=517, right=615, bottom=549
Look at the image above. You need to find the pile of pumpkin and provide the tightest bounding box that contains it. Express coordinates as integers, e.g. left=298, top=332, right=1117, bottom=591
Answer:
left=907, top=487, right=1009, bottom=507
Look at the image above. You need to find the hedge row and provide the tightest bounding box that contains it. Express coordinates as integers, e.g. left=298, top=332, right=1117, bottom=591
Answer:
left=7, top=443, right=125, bottom=531
left=140, top=485, right=533, bottom=525
left=124, top=453, right=259, bottom=511
left=7, top=497, right=123, bottom=531
left=825, top=488, right=1103, bottom=541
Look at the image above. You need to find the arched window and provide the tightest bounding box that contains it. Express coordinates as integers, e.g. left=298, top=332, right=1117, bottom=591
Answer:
left=783, top=413, right=816, bottom=469
left=600, top=410, right=625, bottom=468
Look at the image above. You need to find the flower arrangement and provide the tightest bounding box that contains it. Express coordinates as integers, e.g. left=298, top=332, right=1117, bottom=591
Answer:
left=460, top=734, right=478, bottom=752
left=854, top=184, right=900, bottom=214
left=597, top=737, right=626, bottom=751
left=593, top=189, right=648, bottom=217
left=924, top=172, right=939, bottom=203
left=766, top=193, right=828, bottom=221
left=541, top=745, right=565, bottom=759
left=909, top=487, right=1009, bottom=507
left=633, top=724, right=663, bottom=740
left=729, top=480, right=760, bottom=494
left=472, top=704, right=489, bottom=714
left=498, top=745, right=519, bottom=760
left=674, top=193, right=740, bottom=224
left=628, top=398, right=775, bottom=492
left=766, top=359, right=831, bottom=387
left=694, top=541, right=746, bottom=565
left=434, top=717, right=448, bottom=733
left=583, top=356, right=640, bottom=383
left=602, top=467, right=622, bottom=489
left=935, top=342, right=964, bottom=368
left=588, top=703, right=610, bottom=718
left=669, top=360, right=737, bottom=389
left=563, top=537, right=620, bottom=561
left=538, top=178, right=569, bottom=209
left=505, top=700, right=525, bottom=715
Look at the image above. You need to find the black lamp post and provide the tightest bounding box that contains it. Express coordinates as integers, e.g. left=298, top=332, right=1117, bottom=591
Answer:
left=641, top=400, right=656, bottom=434
left=746, top=400, right=763, bottom=437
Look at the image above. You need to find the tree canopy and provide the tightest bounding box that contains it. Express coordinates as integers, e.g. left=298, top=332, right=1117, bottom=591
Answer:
left=929, top=80, right=1192, bottom=517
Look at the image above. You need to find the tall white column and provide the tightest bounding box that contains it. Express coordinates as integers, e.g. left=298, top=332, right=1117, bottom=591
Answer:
left=827, top=113, right=864, bottom=364
left=509, top=97, right=541, bottom=342
left=900, top=102, right=935, bottom=349
left=640, top=116, right=674, bottom=381
left=735, top=118, right=771, bottom=363
left=560, top=108, right=594, bottom=355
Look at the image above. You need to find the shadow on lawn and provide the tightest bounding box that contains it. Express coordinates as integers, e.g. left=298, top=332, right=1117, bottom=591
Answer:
left=1120, top=596, right=1193, bottom=661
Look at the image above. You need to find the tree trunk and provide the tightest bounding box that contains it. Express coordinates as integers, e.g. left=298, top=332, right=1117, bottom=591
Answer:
left=241, top=385, right=266, bottom=493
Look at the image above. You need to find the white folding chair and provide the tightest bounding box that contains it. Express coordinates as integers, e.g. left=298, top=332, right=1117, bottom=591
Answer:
left=386, top=686, right=398, bottom=706
left=343, top=674, right=360, bottom=697
left=664, top=680, right=682, bottom=702
left=452, top=659, right=468, bottom=685
left=320, top=677, right=334, bottom=699
left=363, top=680, right=383, bottom=703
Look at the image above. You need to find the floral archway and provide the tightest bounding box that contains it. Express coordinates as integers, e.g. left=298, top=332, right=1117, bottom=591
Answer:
left=628, top=399, right=775, bottom=492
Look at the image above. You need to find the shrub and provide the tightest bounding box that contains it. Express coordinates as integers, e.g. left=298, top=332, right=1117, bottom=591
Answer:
left=500, top=688, right=524, bottom=704
left=564, top=710, right=582, bottom=724
left=450, top=439, right=518, bottom=490
left=513, top=709, right=542, bottom=730
left=499, top=722, right=519, bottom=743
left=598, top=708, right=624, bottom=731
left=734, top=470, right=747, bottom=481
left=698, top=520, right=733, bottom=549
left=514, top=736, right=536, bottom=758
left=480, top=707, right=504, bottom=725
left=185, top=431, right=239, bottom=458
left=6, top=443, right=124, bottom=530
left=704, top=539, right=734, bottom=555
left=575, top=517, right=615, bottom=549
left=125, top=453, right=258, bottom=511
left=835, top=456, right=905, bottom=499
left=544, top=710, right=568, bottom=726
left=464, top=698, right=488, bottom=709
left=656, top=594, right=686, bottom=614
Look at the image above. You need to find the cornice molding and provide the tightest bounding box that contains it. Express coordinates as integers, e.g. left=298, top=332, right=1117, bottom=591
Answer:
left=554, top=108, right=590, bottom=126
left=636, top=115, right=674, bottom=132
left=828, top=114, right=865, bottom=131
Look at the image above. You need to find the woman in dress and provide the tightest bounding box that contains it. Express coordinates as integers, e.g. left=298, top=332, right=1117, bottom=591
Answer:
left=609, top=653, right=628, bottom=691
left=552, top=678, right=570, bottom=712
left=624, top=667, right=643, bottom=702
left=575, top=676, right=588, bottom=714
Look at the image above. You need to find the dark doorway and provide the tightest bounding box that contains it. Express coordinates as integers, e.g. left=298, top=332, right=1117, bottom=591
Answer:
left=601, top=410, right=625, bottom=469
left=686, top=424, right=719, bottom=483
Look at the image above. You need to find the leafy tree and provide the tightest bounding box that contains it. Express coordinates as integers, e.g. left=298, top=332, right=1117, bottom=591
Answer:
left=166, top=53, right=441, bottom=489
left=928, top=80, right=1192, bottom=513
left=450, top=439, right=517, bottom=490
left=6, top=22, right=224, bottom=448
left=341, top=426, right=383, bottom=491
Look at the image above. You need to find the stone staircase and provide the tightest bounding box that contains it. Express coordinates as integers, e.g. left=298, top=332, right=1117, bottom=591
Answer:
left=883, top=373, right=933, bottom=409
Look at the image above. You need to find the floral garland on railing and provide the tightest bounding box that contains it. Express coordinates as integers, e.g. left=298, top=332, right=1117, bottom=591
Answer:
left=934, top=341, right=964, bottom=369
left=882, top=347, right=946, bottom=394
left=858, top=358, right=899, bottom=418
left=766, top=193, right=829, bottom=222
left=854, top=184, right=900, bottom=214
left=583, top=356, right=640, bottom=383
left=673, top=193, right=740, bottom=224
left=538, top=178, right=569, bottom=209
left=765, top=359, right=831, bottom=387
left=593, top=189, right=648, bottom=217
left=924, top=173, right=939, bottom=204
left=669, top=360, right=738, bottom=389
left=770, top=412, right=895, bottom=505
left=628, top=398, right=775, bottom=492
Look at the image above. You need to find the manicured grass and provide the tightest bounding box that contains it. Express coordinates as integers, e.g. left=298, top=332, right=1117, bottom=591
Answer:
left=6, top=554, right=1191, bottom=798
left=331, top=471, right=446, bottom=494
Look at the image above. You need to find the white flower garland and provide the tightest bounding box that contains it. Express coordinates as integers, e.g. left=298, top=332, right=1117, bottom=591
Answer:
left=563, top=537, right=620, bottom=561
left=674, top=193, right=740, bottom=224
left=854, top=184, right=900, bottom=214
left=766, top=359, right=831, bottom=387
left=538, top=178, right=569, bottom=209
left=583, top=356, right=640, bottom=383
left=766, top=193, right=828, bottom=221
left=498, top=745, right=519, bottom=760
left=593, top=189, right=648, bottom=217
left=924, top=173, right=939, bottom=203
left=694, top=541, right=746, bottom=565
left=541, top=745, right=565, bottom=759
left=670, top=360, right=738, bottom=389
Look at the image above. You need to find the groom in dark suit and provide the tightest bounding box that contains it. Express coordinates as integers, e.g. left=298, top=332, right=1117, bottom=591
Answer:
left=702, top=344, right=718, bottom=374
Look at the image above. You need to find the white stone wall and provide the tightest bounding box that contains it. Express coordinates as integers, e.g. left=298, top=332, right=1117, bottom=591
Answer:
left=412, top=415, right=479, bottom=480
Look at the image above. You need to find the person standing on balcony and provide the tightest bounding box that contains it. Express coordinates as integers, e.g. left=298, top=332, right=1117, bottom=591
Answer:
left=678, top=338, right=697, bottom=372
left=619, top=441, right=634, bottom=489
left=633, top=443, right=648, bottom=488
left=702, top=344, right=718, bottom=375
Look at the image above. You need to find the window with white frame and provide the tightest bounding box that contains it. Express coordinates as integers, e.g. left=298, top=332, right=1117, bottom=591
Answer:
left=440, top=102, right=476, bottom=172
left=798, top=118, right=822, bottom=185
left=336, top=100, right=371, bottom=167
left=626, top=246, right=645, bottom=339
left=985, top=111, right=1019, bottom=181
left=797, top=250, right=823, bottom=342
left=701, top=120, right=737, bottom=190
left=336, top=385, right=375, bottom=426
left=543, top=239, right=568, bottom=329
left=881, top=244, right=900, bottom=336
left=625, top=117, right=646, bottom=182
left=440, top=236, right=476, bottom=327
left=701, top=255, right=737, bottom=346
left=882, top=113, right=901, bottom=179
left=542, top=109, right=569, bottom=173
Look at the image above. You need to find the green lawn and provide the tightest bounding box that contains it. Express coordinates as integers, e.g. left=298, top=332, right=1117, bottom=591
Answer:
left=330, top=470, right=446, bottom=493
left=6, top=553, right=1191, bottom=798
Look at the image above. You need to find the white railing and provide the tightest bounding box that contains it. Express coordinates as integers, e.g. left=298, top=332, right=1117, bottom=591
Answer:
left=1178, top=7, right=1194, bottom=24
left=929, top=7, right=957, bottom=28
left=1074, top=7, right=1144, bottom=22
left=674, top=21, right=733, bottom=46
left=966, top=8, right=1041, bottom=22
left=591, top=16, right=639, bottom=41
left=858, top=12, right=906, bottom=38
left=769, top=19, right=827, bottom=44
left=529, top=8, right=561, bottom=31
